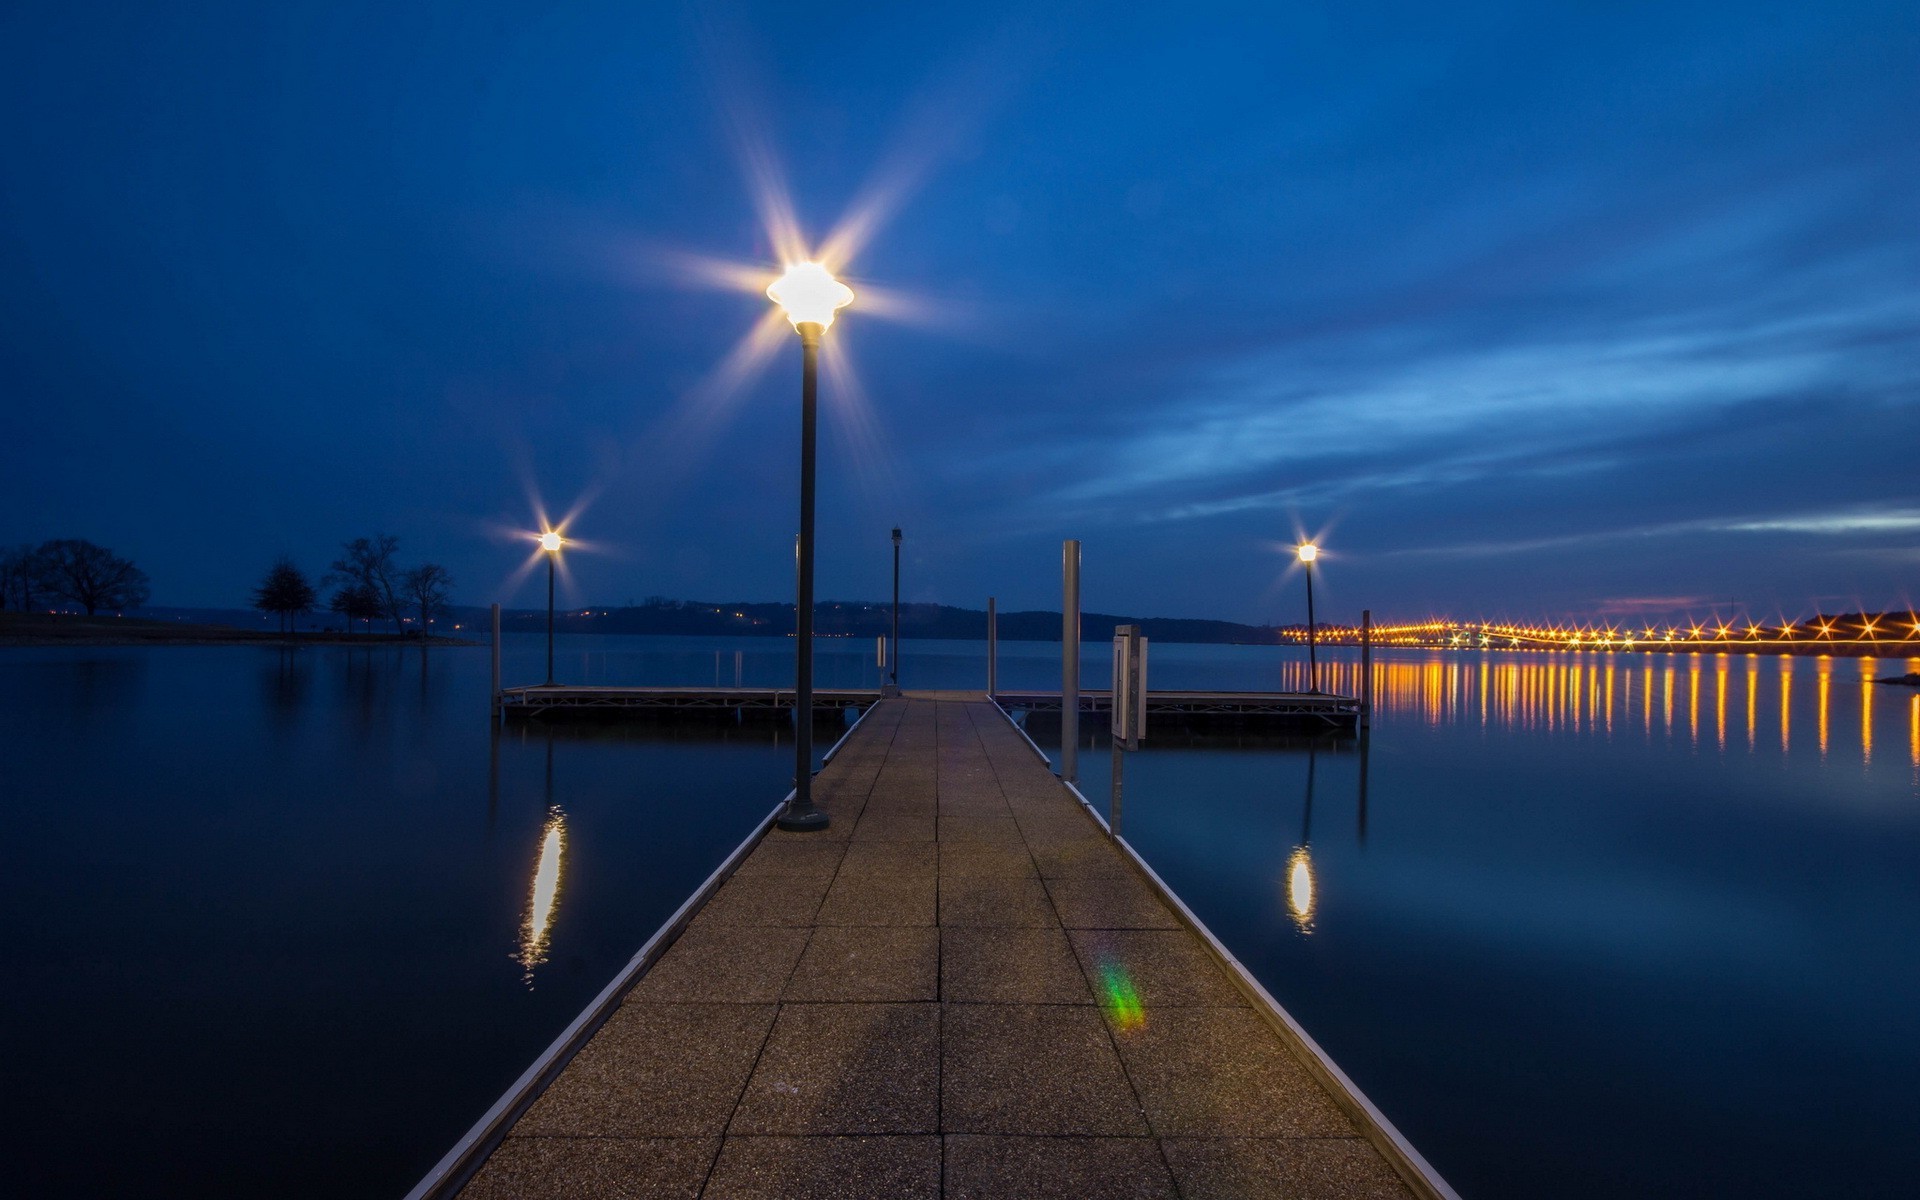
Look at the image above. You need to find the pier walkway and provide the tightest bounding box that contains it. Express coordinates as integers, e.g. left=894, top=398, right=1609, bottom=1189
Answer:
left=451, top=695, right=1443, bottom=1199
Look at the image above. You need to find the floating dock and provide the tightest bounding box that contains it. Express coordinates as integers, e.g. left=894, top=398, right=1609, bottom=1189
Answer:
left=417, top=694, right=1452, bottom=1200
left=496, top=685, right=881, bottom=722
left=996, top=688, right=1364, bottom=730
left=494, top=685, right=1363, bottom=731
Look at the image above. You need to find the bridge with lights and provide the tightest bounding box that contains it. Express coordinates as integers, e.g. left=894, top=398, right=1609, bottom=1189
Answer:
left=1291, top=612, right=1920, bottom=653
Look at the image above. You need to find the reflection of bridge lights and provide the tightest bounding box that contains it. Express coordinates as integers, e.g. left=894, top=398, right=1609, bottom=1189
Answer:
left=1286, top=845, right=1315, bottom=931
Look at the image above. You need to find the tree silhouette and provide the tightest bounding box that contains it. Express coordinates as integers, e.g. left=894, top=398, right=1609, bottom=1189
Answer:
left=401, top=563, right=453, bottom=640
left=252, top=557, right=318, bottom=635
left=328, top=583, right=383, bottom=635
left=0, top=544, right=44, bottom=611
left=326, top=535, right=402, bottom=633
left=35, top=539, right=150, bottom=616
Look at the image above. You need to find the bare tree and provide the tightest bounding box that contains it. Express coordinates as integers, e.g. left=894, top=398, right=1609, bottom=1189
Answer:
left=252, top=557, right=317, bottom=635
left=401, top=563, right=454, bottom=640
left=35, top=539, right=151, bottom=616
left=327, top=583, right=383, bottom=634
left=0, top=544, right=43, bottom=611
left=327, top=535, right=402, bottom=633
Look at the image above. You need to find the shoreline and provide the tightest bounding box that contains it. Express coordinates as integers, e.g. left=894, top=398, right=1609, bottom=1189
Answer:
left=0, top=613, right=479, bottom=648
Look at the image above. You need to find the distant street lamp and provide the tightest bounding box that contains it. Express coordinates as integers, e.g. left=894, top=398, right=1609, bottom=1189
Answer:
left=889, top=526, right=903, bottom=696
left=540, top=530, right=565, bottom=686
left=1297, top=542, right=1320, bottom=693
left=767, top=261, right=854, bottom=833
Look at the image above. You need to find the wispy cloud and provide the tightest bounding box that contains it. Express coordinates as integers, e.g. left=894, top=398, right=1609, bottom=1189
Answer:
left=1388, top=503, right=1920, bottom=560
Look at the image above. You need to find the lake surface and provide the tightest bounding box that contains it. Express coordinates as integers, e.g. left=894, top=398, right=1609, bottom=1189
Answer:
left=3, top=635, right=1916, bottom=1197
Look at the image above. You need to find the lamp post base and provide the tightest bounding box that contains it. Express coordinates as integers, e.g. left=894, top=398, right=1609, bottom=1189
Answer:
left=776, top=803, right=830, bottom=832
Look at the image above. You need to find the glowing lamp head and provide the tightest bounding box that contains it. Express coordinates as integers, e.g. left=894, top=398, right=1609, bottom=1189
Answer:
left=767, top=261, right=854, bottom=331
left=539, top=531, right=563, bottom=553
left=1296, top=543, right=1319, bottom=564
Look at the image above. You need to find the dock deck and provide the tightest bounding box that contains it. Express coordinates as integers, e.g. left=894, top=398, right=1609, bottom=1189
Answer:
left=436, top=695, right=1448, bottom=1199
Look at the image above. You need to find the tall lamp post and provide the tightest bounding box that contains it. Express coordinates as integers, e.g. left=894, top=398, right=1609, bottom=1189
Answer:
left=889, top=526, right=902, bottom=695
left=767, top=262, right=853, bottom=833
left=1297, top=542, right=1319, bottom=693
left=540, top=530, right=565, bottom=686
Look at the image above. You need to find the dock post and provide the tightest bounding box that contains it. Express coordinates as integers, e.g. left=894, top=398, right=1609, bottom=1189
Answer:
left=1062, top=540, right=1081, bottom=782
left=1360, top=608, right=1373, bottom=730
left=987, top=596, right=998, bottom=698
left=490, top=603, right=502, bottom=721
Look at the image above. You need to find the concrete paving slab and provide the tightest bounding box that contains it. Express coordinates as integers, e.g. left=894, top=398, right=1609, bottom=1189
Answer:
left=937, top=843, right=1038, bottom=878
left=460, top=1136, right=716, bottom=1200
left=817, top=872, right=938, bottom=927
left=687, top=871, right=829, bottom=925
left=1030, top=838, right=1134, bottom=879
left=1046, top=873, right=1183, bottom=930
left=512, top=1003, right=775, bottom=1137
left=938, top=874, right=1060, bottom=928
left=731, top=839, right=847, bottom=881
left=731, top=1003, right=940, bottom=1134
left=939, top=816, right=1026, bottom=844
left=703, top=1136, right=940, bottom=1200
left=838, top=840, right=938, bottom=878
left=785, top=926, right=938, bottom=1002
left=1160, top=1137, right=1415, bottom=1200
left=942, top=1004, right=1148, bottom=1136
left=941, top=927, right=1094, bottom=1004
left=851, top=808, right=938, bottom=842
left=1068, top=929, right=1249, bottom=1008
left=627, top=926, right=809, bottom=1004
left=943, top=1135, right=1177, bottom=1200
left=1108, top=1008, right=1357, bottom=1137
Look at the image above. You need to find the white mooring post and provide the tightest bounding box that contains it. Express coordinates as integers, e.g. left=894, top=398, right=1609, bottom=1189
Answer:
left=1109, top=624, right=1147, bottom=837
left=987, top=596, right=998, bottom=698
left=489, top=603, right=502, bottom=721
left=1062, top=540, right=1081, bottom=782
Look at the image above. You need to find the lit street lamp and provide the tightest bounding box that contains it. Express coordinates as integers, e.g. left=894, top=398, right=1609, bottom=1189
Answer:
left=888, top=526, right=903, bottom=696
left=540, top=530, right=564, bottom=686
left=1297, top=542, right=1319, bottom=693
left=767, top=261, right=854, bottom=832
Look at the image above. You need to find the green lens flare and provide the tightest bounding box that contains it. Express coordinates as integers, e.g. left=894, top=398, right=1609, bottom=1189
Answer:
left=1099, top=963, right=1145, bottom=1031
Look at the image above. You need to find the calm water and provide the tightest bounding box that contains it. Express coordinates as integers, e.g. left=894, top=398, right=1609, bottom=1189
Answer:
left=3, top=636, right=1917, bottom=1197
left=1061, top=648, right=1920, bottom=1199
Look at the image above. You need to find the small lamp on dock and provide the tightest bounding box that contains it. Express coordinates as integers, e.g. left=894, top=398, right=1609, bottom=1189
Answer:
left=539, top=530, right=565, bottom=686
left=767, top=261, right=854, bottom=833
left=1297, top=542, right=1320, bottom=693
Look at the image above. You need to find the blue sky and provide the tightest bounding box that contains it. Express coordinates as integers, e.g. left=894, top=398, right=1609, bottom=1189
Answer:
left=2, top=1, right=1914, bottom=624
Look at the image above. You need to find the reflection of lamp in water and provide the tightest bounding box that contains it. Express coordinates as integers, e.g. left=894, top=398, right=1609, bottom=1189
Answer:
left=766, top=261, right=854, bottom=834
left=1286, top=845, right=1316, bottom=930
left=517, top=807, right=567, bottom=984
left=1286, top=739, right=1319, bottom=931
left=538, top=529, right=566, bottom=686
